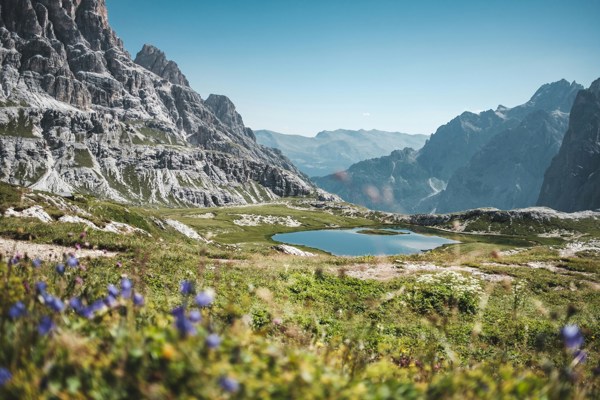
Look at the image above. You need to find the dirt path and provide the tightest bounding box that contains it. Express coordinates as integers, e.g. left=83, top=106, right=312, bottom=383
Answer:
left=0, top=237, right=118, bottom=261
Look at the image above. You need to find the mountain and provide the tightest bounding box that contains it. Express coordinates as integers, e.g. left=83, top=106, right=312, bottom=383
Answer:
left=315, top=80, right=582, bottom=214
left=437, top=110, right=569, bottom=213
left=538, top=78, right=600, bottom=212
left=255, top=129, right=428, bottom=177
left=0, top=0, right=313, bottom=207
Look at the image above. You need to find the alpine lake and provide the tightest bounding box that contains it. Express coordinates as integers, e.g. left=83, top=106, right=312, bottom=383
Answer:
left=273, top=227, right=459, bottom=256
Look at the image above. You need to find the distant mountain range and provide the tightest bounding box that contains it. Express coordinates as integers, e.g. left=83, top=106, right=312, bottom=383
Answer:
left=314, top=79, right=584, bottom=214
left=255, top=129, right=429, bottom=177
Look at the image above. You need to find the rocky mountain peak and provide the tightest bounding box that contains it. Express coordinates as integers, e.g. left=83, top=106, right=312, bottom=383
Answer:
left=204, top=94, right=255, bottom=140
left=522, top=79, right=583, bottom=113
left=134, top=44, right=190, bottom=87
left=0, top=0, right=314, bottom=207
left=538, top=78, right=600, bottom=212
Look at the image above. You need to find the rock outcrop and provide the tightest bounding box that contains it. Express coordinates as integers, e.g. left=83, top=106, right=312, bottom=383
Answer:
left=0, top=0, right=314, bottom=207
left=134, top=44, right=190, bottom=87
left=538, top=78, right=600, bottom=212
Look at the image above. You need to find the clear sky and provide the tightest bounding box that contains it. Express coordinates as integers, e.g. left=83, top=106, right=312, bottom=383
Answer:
left=105, top=0, right=600, bottom=137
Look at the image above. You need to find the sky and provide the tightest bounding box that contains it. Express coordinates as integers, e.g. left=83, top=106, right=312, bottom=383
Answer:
left=105, top=0, right=600, bottom=137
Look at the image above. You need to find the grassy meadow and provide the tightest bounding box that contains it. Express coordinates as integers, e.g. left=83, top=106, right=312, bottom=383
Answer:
left=0, top=183, right=599, bottom=399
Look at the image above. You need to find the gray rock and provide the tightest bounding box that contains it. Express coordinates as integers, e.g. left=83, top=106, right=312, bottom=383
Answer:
left=0, top=0, right=314, bottom=207
left=538, top=78, right=600, bottom=212
left=134, top=44, right=190, bottom=87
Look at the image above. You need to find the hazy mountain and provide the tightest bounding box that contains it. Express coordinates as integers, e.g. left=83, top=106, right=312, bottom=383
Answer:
left=538, top=78, right=600, bottom=212
left=0, top=0, right=313, bottom=207
left=255, top=129, right=428, bottom=177
left=437, top=110, right=569, bottom=213
left=315, top=80, right=582, bottom=214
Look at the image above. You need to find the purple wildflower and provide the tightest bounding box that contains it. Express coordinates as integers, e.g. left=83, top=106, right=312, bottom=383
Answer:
left=171, top=306, right=185, bottom=319
left=107, top=284, right=120, bottom=297
left=189, top=309, right=202, bottom=323
left=9, top=301, right=27, bottom=319
left=55, top=263, right=65, bottom=275
left=89, top=299, right=107, bottom=315
left=121, top=278, right=132, bottom=299
left=32, top=258, right=42, bottom=268
left=219, top=376, right=240, bottom=393
left=0, top=368, right=11, bottom=387
left=206, top=333, right=221, bottom=349
left=133, top=293, right=144, bottom=307
left=38, top=316, right=55, bottom=336
left=562, top=325, right=584, bottom=350
left=195, top=290, right=215, bottom=308
left=44, top=295, right=65, bottom=313
left=66, top=255, right=78, bottom=268
left=180, top=280, right=194, bottom=295
left=69, top=297, right=84, bottom=313
left=104, top=294, right=118, bottom=308
left=35, top=281, right=48, bottom=294
left=175, top=316, right=197, bottom=338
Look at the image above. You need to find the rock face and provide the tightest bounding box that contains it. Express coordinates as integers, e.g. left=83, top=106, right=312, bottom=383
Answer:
left=316, top=80, right=582, bottom=214
left=0, top=0, right=313, bottom=206
left=538, top=78, right=600, bottom=212
left=255, top=129, right=429, bottom=177
left=134, top=44, right=190, bottom=87
left=437, top=110, right=569, bottom=213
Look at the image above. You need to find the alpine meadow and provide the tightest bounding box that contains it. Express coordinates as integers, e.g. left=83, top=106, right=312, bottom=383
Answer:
left=0, top=1, right=599, bottom=399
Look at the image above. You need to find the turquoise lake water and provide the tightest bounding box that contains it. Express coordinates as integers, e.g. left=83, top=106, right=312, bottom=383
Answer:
left=272, top=227, right=459, bottom=256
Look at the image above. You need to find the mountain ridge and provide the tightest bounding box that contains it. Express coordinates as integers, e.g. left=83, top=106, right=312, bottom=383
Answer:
left=315, top=79, right=582, bottom=214
left=0, top=0, right=314, bottom=207
left=538, top=78, right=600, bottom=212
left=255, top=128, right=428, bottom=177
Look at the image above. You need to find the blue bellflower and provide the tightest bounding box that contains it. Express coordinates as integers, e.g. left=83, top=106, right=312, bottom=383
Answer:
left=0, top=367, right=11, bottom=386
left=9, top=301, right=27, bottom=319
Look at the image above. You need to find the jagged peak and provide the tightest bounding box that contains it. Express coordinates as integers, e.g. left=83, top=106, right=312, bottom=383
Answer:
left=589, top=77, right=600, bottom=97
left=134, top=44, right=190, bottom=87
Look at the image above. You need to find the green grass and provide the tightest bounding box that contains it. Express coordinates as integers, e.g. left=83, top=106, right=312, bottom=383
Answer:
left=0, top=184, right=599, bottom=398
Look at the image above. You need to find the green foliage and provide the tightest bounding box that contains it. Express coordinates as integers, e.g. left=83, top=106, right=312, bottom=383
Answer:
left=0, top=189, right=599, bottom=398
left=407, top=271, right=483, bottom=315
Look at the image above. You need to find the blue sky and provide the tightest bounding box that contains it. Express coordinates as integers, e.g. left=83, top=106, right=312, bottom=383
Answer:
left=106, top=0, right=600, bottom=136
